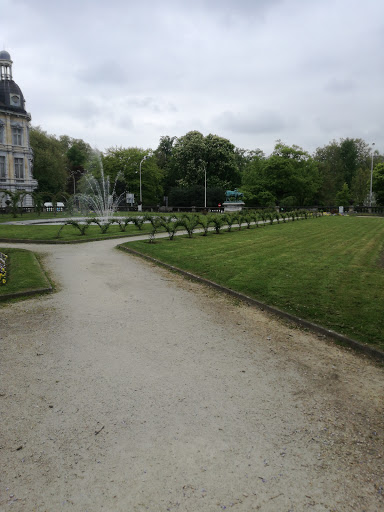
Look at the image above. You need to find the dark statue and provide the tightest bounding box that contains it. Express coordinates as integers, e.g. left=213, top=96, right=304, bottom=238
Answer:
left=225, top=189, right=243, bottom=202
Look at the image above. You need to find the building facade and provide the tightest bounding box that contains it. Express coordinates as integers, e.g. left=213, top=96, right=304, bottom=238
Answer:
left=0, top=51, right=37, bottom=207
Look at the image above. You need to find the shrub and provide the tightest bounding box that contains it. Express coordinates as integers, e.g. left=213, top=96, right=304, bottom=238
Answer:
left=57, top=219, right=93, bottom=237
left=160, top=218, right=181, bottom=240
left=208, top=214, right=225, bottom=234
left=92, top=218, right=115, bottom=233
left=242, top=213, right=253, bottom=229
left=223, top=212, right=236, bottom=232
left=196, top=215, right=211, bottom=236
left=117, top=217, right=133, bottom=232
left=178, top=214, right=200, bottom=238
left=132, top=216, right=145, bottom=230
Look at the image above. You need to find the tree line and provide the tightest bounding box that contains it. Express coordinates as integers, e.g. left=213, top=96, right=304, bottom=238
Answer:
left=29, top=127, right=384, bottom=207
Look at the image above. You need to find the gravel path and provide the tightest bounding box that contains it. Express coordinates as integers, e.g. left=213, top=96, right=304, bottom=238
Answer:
left=0, top=238, right=383, bottom=511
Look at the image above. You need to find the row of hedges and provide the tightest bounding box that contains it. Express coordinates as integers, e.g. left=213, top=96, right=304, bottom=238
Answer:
left=148, top=209, right=323, bottom=241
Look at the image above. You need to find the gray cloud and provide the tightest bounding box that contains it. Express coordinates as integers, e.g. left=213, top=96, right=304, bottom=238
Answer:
left=2, top=0, right=383, bottom=155
left=324, top=78, right=357, bottom=94
left=216, top=110, right=287, bottom=134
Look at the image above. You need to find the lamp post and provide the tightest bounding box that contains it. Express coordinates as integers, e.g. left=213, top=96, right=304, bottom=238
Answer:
left=199, top=159, right=207, bottom=208
left=370, top=142, right=375, bottom=207
left=139, top=153, right=152, bottom=205
left=204, top=163, right=207, bottom=208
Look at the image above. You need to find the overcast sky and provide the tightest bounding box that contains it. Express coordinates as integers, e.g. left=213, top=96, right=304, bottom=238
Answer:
left=2, top=0, right=383, bottom=155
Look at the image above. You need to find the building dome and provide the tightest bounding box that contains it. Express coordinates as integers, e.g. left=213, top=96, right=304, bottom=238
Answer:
left=0, top=51, right=11, bottom=61
left=0, top=50, right=26, bottom=113
left=0, top=80, right=26, bottom=113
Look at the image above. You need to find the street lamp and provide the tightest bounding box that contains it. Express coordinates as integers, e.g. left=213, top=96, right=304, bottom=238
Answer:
left=68, top=170, right=76, bottom=195
left=204, top=163, right=207, bottom=208
left=370, top=142, right=375, bottom=207
left=199, top=159, right=207, bottom=208
left=139, top=153, right=152, bottom=205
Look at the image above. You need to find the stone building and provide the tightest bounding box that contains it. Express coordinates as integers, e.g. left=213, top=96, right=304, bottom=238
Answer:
left=0, top=50, right=37, bottom=206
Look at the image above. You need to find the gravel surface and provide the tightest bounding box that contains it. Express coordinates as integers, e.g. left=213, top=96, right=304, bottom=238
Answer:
left=0, top=237, right=383, bottom=511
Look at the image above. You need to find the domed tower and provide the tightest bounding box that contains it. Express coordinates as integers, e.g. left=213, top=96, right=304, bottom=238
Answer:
left=0, top=51, right=37, bottom=207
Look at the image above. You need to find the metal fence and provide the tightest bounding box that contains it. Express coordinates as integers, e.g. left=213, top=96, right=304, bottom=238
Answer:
left=1, top=205, right=383, bottom=215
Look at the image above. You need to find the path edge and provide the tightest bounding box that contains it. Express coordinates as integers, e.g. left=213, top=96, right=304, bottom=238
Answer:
left=117, top=244, right=384, bottom=363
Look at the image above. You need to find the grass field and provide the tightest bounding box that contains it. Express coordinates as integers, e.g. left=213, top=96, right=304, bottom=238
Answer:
left=0, top=247, right=51, bottom=298
left=124, top=216, right=384, bottom=350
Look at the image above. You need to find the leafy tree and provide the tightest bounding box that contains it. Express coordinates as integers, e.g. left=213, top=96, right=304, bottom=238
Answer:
left=59, top=135, right=93, bottom=194
left=335, top=183, right=351, bottom=207
left=351, top=167, right=370, bottom=205
left=155, top=135, right=176, bottom=169
left=171, top=131, right=207, bottom=188
left=102, top=147, right=164, bottom=205
left=30, top=127, right=67, bottom=194
left=241, top=150, right=268, bottom=205
left=314, top=138, right=371, bottom=205
left=170, top=131, right=240, bottom=191
left=155, top=135, right=177, bottom=195
left=241, top=142, right=320, bottom=207
left=373, top=163, right=384, bottom=205
left=84, top=149, right=104, bottom=177
left=205, top=133, right=241, bottom=189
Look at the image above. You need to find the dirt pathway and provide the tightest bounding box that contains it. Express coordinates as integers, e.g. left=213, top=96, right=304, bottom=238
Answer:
left=0, top=239, right=383, bottom=511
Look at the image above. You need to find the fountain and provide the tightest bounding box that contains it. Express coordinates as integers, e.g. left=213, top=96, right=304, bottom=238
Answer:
left=76, top=162, right=125, bottom=220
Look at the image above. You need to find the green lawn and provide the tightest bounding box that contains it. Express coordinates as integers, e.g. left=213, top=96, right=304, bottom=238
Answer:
left=124, top=216, right=384, bottom=350
left=0, top=247, right=51, bottom=298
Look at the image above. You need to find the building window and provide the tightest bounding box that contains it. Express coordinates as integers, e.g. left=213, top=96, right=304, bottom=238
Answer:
left=0, top=156, right=6, bottom=181
left=14, top=157, right=24, bottom=180
left=12, top=126, right=23, bottom=146
left=0, top=123, right=4, bottom=143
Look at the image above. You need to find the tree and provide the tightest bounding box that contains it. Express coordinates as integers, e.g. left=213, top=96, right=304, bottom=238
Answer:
left=335, top=183, right=351, bottom=207
left=373, top=163, right=384, bottom=205
left=351, top=167, right=370, bottom=205
left=240, top=150, right=268, bottom=205
left=155, top=135, right=176, bottom=170
left=155, top=135, right=177, bottom=195
left=166, top=131, right=240, bottom=206
left=171, top=131, right=207, bottom=188
left=204, top=133, right=241, bottom=189
left=59, top=135, right=93, bottom=194
left=170, top=131, right=240, bottom=190
left=241, top=142, right=321, bottom=206
left=314, top=138, right=371, bottom=205
left=102, top=147, right=164, bottom=205
left=30, top=127, right=67, bottom=194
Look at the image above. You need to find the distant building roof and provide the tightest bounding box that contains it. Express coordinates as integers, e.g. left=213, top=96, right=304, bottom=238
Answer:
left=0, top=51, right=27, bottom=114
left=0, top=80, right=27, bottom=113
left=0, top=50, right=11, bottom=60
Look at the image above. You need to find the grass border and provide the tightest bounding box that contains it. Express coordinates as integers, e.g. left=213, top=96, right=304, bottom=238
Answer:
left=0, top=231, right=147, bottom=244
left=0, top=250, right=53, bottom=302
left=117, top=244, right=384, bottom=363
